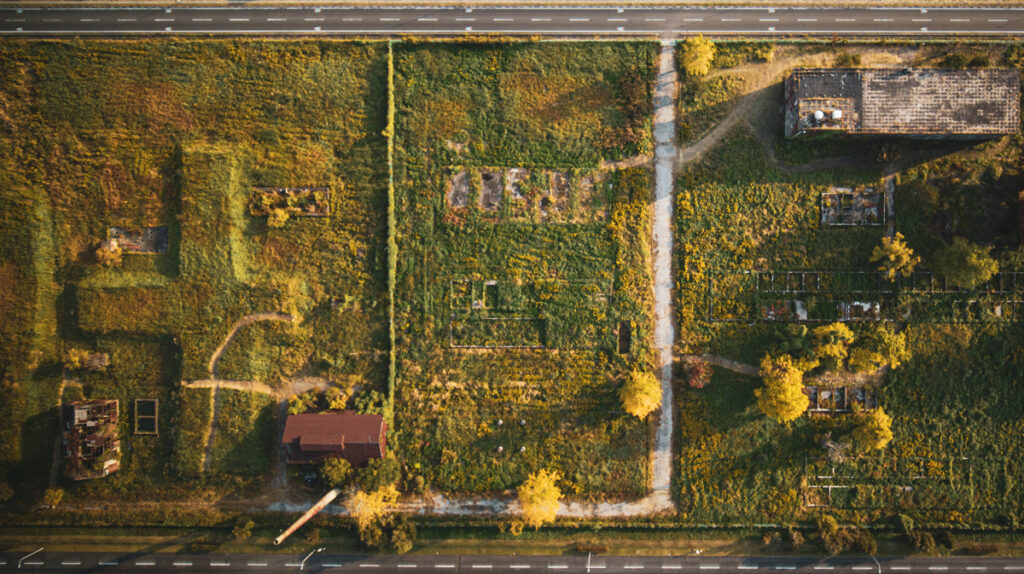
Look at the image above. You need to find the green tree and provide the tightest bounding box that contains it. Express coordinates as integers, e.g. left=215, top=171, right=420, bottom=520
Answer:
left=518, top=469, right=562, bottom=529
left=680, top=35, right=716, bottom=77
left=232, top=517, right=255, bottom=539
left=934, top=237, right=999, bottom=289
left=619, top=370, right=661, bottom=419
left=320, top=456, right=353, bottom=488
left=356, top=456, right=401, bottom=491
left=288, top=390, right=319, bottom=415
left=267, top=207, right=290, bottom=228
left=849, top=326, right=911, bottom=373
left=326, top=386, right=351, bottom=410
left=812, top=322, right=855, bottom=371
left=871, top=232, right=920, bottom=280
left=346, top=485, right=399, bottom=532
left=755, top=355, right=809, bottom=424
left=851, top=407, right=894, bottom=451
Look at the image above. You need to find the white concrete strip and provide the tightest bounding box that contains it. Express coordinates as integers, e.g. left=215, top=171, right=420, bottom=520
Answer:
left=738, top=567, right=758, bottom=571
left=62, top=561, right=82, bottom=566
left=42, top=18, right=63, bottom=21
left=417, top=17, right=437, bottom=21
left=192, top=18, right=211, bottom=21
left=324, top=564, right=343, bottom=569
left=229, top=18, right=249, bottom=22
left=549, top=566, right=569, bottom=570
left=493, top=17, right=513, bottom=21
left=836, top=18, right=856, bottom=21
left=5, top=18, right=26, bottom=22
left=455, top=18, right=475, bottom=21
left=989, top=18, right=1009, bottom=22
left=760, top=18, right=780, bottom=21
left=813, top=567, right=834, bottom=571
left=510, top=566, right=531, bottom=570
left=950, top=18, right=970, bottom=22
left=359, top=565, right=380, bottom=568
left=683, top=18, right=703, bottom=21
left=569, top=18, right=589, bottom=21
left=624, top=566, right=645, bottom=570
left=154, top=18, right=173, bottom=21
left=608, top=18, right=628, bottom=22
left=173, top=562, right=193, bottom=567
left=398, top=565, right=418, bottom=569
left=435, top=565, right=457, bottom=569
left=699, top=567, right=721, bottom=571
left=304, top=17, right=324, bottom=21
left=590, top=566, right=606, bottom=570
left=211, top=562, right=231, bottom=567
left=380, top=17, right=400, bottom=21
left=117, top=18, right=136, bottom=21
left=80, top=18, right=98, bottom=22
left=798, top=18, right=818, bottom=22
left=912, top=18, right=932, bottom=22
left=472, top=566, right=493, bottom=570
left=874, top=18, right=894, bottom=22
left=661, top=565, right=683, bottom=570
left=342, top=17, right=362, bottom=21
left=721, top=18, right=741, bottom=22
left=247, top=563, right=268, bottom=567
left=24, top=562, right=44, bottom=567
left=531, top=18, right=552, bottom=22
left=267, top=18, right=287, bottom=21
left=136, top=562, right=156, bottom=567
left=646, top=18, right=665, bottom=22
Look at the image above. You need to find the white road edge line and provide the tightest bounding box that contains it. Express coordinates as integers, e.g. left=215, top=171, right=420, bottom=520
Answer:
left=248, top=563, right=268, bottom=567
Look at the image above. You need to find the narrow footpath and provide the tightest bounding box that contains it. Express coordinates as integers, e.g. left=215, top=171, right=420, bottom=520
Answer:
left=648, top=40, right=678, bottom=508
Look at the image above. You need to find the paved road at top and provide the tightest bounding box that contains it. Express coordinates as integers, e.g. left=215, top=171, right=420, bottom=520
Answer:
left=1, top=6, right=1024, bottom=36
left=3, top=551, right=1024, bottom=574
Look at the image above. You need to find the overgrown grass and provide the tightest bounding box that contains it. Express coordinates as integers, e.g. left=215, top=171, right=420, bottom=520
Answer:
left=392, top=41, right=658, bottom=497
left=0, top=39, right=389, bottom=502
left=208, top=389, right=277, bottom=477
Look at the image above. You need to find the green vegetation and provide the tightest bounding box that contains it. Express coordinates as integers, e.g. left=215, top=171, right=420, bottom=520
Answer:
left=0, top=38, right=388, bottom=504
left=391, top=41, right=657, bottom=497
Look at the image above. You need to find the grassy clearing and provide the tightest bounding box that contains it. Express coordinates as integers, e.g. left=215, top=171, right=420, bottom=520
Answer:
left=392, top=41, right=658, bottom=497
left=208, top=389, right=277, bottom=476
left=0, top=39, right=388, bottom=503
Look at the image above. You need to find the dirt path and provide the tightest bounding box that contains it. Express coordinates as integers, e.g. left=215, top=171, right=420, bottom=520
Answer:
left=207, top=312, right=293, bottom=378
left=681, top=353, right=885, bottom=387
left=600, top=153, right=652, bottom=171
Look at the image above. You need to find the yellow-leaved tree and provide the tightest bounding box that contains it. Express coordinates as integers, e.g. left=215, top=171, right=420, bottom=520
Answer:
left=812, top=322, right=855, bottom=371
left=851, top=407, right=894, bottom=451
left=755, top=354, right=809, bottom=424
left=680, top=35, right=716, bottom=77
left=345, top=484, right=400, bottom=531
left=870, top=232, right=920, bottom=280
left=619, top=370, right=661, bottom=419
left=518, top=469, right=562, bottom=529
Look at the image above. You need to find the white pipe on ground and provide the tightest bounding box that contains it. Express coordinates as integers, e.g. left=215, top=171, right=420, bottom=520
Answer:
left=273, top=487, right=343, bottom=545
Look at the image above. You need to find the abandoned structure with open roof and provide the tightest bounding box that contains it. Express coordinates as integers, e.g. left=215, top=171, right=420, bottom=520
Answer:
left=785, top=68, right=1021, bottom=138
left=61, top=400, right=121, bottom=481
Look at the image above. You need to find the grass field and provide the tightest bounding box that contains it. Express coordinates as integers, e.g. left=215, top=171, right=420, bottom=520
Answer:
left=673, top=40, right=1024, bottom=529
left=0, top=39, right=389, bottom=504
left=392, top=41, right=658, bottom=497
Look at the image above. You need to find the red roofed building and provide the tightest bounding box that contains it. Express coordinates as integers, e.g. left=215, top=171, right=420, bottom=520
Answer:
left=281, top=410, right=387, bottom=466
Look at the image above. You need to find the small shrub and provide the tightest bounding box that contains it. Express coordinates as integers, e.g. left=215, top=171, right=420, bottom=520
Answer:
left=897, top=514, right=915, bottom=535
left=786, top=528, right=805, bottom=550
left=854, top=529, right=877, bottom=555
left=681, top=36, right=716, bottom=77
left=910, top=530, right=936, bottom=552
left=942, top=53, right=970, bottom=69
left=232, top=516, right=255, bottom=539
left=834, top=53, right=862, bottom=67
left=620, top=370, right=661, bottom=419
left=684, top=360, right=712, bottom=389
left=357, top=457, right=402, bottom=491
left=320, top=456, right=353, bottom=489
left=42, top=488, right=64, bottom=508
left=968, top=54, right=991, bottom=68
left=938, top=531, right=957, bottom=550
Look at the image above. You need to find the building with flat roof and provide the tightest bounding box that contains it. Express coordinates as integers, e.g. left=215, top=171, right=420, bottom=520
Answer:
left=61, top=399, right=121, bottom=480
left=785, top=68, right=1020, bottom=138
left=281, top=410, right=387, bottom=466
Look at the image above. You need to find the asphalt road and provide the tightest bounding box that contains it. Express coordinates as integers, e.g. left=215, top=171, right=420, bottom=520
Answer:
left=2, top=552, right=1024, bottom=574
left=1, top=6, right=1024, bottom=36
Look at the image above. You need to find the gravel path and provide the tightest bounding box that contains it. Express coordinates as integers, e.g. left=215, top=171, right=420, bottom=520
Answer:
left=207, top=312, right=293, bottom=378
left=650, top=40, right=678, bottom=501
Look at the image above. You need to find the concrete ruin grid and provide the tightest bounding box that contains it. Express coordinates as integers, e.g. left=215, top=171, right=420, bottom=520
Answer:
left=785, top=68, right=1021, bottom=138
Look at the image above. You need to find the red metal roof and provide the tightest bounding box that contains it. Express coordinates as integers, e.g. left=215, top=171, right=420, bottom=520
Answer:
left=281, top=410, right=387, bottom=466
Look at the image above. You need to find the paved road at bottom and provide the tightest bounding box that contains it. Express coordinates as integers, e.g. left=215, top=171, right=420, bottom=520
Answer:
left=2, top=552, right=1023, bottom=574
left=1, top=6, right=1024, bottom=36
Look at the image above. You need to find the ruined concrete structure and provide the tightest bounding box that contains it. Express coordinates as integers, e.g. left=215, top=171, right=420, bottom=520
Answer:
left=61, top=399, right=121, bottom=480
left=785, top=68, right=1020, bottom=138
